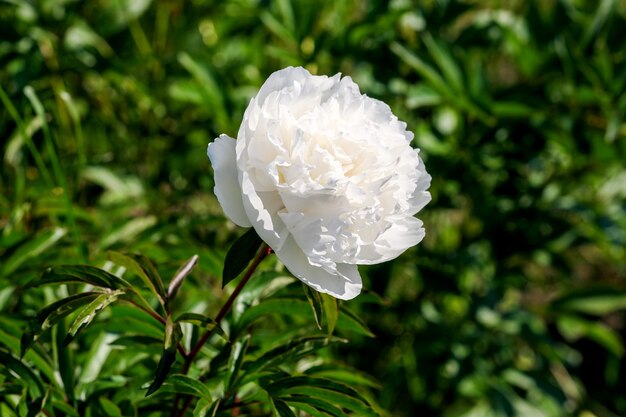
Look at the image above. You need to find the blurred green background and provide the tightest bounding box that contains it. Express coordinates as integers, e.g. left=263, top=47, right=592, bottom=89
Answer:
left=2, top=0, right=626, bottom=416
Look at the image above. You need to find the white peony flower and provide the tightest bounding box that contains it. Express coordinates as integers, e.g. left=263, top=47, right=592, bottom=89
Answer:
left=208, top=66, right=431, bottom=300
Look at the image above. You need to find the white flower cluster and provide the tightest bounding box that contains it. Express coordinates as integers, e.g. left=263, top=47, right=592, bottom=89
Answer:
left=209, top=67, right=431, bottom=299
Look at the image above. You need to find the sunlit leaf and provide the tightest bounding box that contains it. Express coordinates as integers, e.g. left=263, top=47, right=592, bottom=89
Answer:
left=66, top=289, right=125, bottom=344
left=21, top=292, right=102, bottom=356
left=108, top=252, right=166, bottom=306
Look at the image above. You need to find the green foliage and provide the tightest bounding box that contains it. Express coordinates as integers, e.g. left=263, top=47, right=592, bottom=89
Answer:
left=1, top=0, right=626, bottom=416
left=222, top=228, right=264, bottom=288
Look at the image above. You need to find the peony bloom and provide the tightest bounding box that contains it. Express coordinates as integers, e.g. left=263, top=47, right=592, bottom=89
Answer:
left=208, top=67, right=431, bottom=300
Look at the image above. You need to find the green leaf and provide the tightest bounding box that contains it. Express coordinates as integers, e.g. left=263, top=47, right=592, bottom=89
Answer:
left=109, top=334, right=162, bottom=347
left=99, top=397, right=123, bottom=417
left=38, top=265, right=130, bottom=290
left=273, top=399, right=297, bottom=417
left=145, top=316, right=182, bottom=396
left=266, top=376, right=368, bottom=401
left=178, top=52, right=230, bottom=132
left=66, top=289, right=125, bottom=344
left=237, top=297, right=313, bottom=331
left=284, top=387, right=377, bottom=417
left=0, top=322, right=56, bottom=384
left=581, top=0, right=615, bottom=49
left=167, top=374, right=213, bottom=400
left=390, top=42, right=451, bottom=99
left=54, top=320, right=74, bottom=403
left=226, top=334, right=251, bottom=392
left=337, top=306, right=375, bottom=338
left=0, top=349, right=44, bottom=399
left=175, top=312, right=228, bottom=341
left=321, top=294, right=338, bottom=336
left=491, top=102, right=537, bottom=119
left=222, top=228, right=263, bottom=288
left=100, top=215, right=157, bottom=249
left=304, top=364, right=382, bottom=389
left=391, top=41, right=494, bottom=124
left=273, top=371, right=381, bottom=415
left=194, top=399, right=220, bottom=417
left=1, top=228, right=66, bottom=276
left=108, top=252, right=166, bottom=306
left=557, top=315, right=624, bottom=357
left=167, top=254, right=199, bottom=301
left=303, top=284, right=323, bottom=330
left=283, top=395, right=346, bottom=417
left=551, top=288, right=626, bottom=315
left=247, top=336, right=346, bottom=374
left=21, top=292, right=102, bottom=356
left=422, top=33, right=464, bottom=93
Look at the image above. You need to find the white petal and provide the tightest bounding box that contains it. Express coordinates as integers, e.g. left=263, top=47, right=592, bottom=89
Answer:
left=207, top=135, right=251, bottom=227
left=240, top=171, right=289, bottom=251
left=357, top=216, right=426, bottom=265
left=254, top=67, right=311, bottom=105
left=275, top=235, right=362, bottom=300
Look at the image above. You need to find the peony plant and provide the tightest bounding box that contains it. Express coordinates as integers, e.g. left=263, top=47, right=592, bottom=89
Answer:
left=19, top=67, right=430, bottom=417
left=209, top=66, right=431, bottom=300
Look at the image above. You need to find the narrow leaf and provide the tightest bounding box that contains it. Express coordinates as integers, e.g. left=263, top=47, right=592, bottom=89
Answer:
left=227, top=334, right=251, bottom=392
left=193, top=398, right=214, bottom=417
left=237, top=298, right=312, bottom=330
left=66, top=289, right=125, bottom=344
left=54, top=321, right=74, bottom=403
left=167, top=374, right=213, bottom=400
left=168, top=254, right=199, bottom=300
left=283, top=395, right=346, bottom=417
left=1, top=228, right=66, bottom=276
left=338, top=306, right=375, bottom=338
left=273, top=399, right=297, bottom=417
left=321, top=294, right=338, bottom=335
left=176, top=312, right=228, bottom=341
left=303, top=284, right=323, bottom=330
left=284, top=388, right=377, bottom=417
left=0, top=349, right=44, bottom=399
left=305, top=364, right=382, bottom=389
left=222, top=228, right=263, bottom=288
left=422, top=33, right=464, bottom=92
left=551, top=288, right=626, bottom=316
left=38, top=265, right=129, bottom=290
left=21, top=292, right=101, bottom=356
left=99, top=397, right=123, bottom=417
left=247, top=336, right=346, bottom=374
left=145, top=316, right=182, bottom=396
left=108, top=252, right=166, bottom=305
left=286, top=402, right=334, bottom=417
